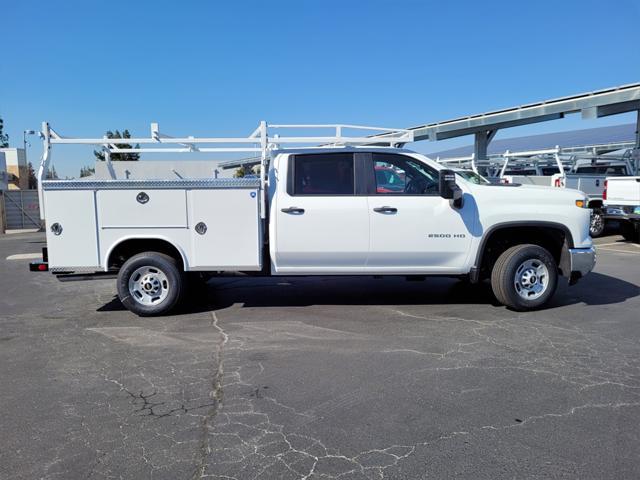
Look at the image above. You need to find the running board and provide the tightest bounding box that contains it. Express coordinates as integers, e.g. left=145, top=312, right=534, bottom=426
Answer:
left=56, top=272, right=117, bottom=282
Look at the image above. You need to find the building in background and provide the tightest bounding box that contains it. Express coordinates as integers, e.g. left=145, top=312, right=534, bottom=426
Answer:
left=0, top=153, right=8, bottom=191
left=0, top=148, right=27, bottom=189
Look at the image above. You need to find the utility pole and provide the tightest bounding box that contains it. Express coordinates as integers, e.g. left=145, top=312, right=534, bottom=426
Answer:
left=23, top=130, right=37, bottom=162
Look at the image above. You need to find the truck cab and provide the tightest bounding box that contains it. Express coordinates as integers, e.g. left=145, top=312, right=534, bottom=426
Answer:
left=267, top=148, right=593, bottom=277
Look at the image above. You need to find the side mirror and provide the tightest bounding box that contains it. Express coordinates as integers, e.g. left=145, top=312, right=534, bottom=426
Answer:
left=439, top=169, right=464, bottom=208
left=439, top=169, right=457, bottom=199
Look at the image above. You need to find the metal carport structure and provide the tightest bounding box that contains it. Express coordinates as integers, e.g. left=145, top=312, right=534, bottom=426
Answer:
left=219, top=83, right=640, bottom=172
left=406, top=83, right=640, bottom=161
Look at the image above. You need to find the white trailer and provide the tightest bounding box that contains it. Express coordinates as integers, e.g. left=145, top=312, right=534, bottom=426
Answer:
left=31, top=121, right=595, bottom=315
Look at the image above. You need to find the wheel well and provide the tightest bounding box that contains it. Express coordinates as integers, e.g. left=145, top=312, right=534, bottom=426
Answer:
left=588, top=199, right=603, bottom=209
left=477, top=226, right=568, bottom=280
left=107, top=239, right=184, bottom=270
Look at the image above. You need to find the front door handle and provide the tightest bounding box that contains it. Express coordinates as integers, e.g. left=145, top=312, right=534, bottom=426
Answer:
left=281, top=207, right=305, bottom=215
left=373, top=206, right=398, bottom=214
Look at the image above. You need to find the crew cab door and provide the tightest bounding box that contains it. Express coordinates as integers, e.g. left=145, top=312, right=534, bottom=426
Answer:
left=366, top=153, right=474, bottom=272
left=273, top=152, right=369, bottom=273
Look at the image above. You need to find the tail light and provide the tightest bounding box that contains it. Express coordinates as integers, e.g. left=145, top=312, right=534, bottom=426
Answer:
left=603, top=180, right=607, bottom=200
left=554, top=177, right=562, bottom=187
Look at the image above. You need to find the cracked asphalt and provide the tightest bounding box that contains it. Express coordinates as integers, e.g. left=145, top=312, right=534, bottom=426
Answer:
left=1, top=232, right=640, bottom=479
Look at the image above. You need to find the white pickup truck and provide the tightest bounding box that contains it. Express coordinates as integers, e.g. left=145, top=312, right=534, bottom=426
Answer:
left=603, top=176, right=640, bottom=242
left=31, top=122, right=596, bottom=316
left=503, top=162, right=633, bottom=237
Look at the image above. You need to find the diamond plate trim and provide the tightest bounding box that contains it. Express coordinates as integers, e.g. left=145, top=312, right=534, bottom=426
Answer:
left=42, top=178, right=261, bottom=190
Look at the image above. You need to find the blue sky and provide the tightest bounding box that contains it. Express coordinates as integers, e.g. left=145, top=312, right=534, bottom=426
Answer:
left=2, top=0, right=639, bottom=178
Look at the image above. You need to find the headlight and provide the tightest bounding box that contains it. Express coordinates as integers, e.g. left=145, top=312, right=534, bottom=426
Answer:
left=575, top=198, right=588, bottom=208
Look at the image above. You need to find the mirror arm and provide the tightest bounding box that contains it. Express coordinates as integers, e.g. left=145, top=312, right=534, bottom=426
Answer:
left=452, top=187, right=464, bottom=209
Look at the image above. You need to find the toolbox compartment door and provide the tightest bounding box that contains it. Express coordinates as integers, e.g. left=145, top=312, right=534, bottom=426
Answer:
left=188, top=188, right=262, bottom=270
left=44, top=190, right=99, bottom=269
left=97, top=189, right=187, bottom=228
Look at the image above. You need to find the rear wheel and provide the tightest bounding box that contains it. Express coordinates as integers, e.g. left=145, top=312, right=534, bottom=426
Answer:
left=589, top=209, right=605, bottom=237
left=117, top=252, right=185, bottom=316
left=491, top=244, right=558, bottom=311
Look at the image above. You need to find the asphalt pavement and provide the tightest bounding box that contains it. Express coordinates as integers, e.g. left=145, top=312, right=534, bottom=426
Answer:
left=1, top=232, right=639, bottom=479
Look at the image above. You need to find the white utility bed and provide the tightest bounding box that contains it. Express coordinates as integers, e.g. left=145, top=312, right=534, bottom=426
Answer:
left=42, top=178, right=262, bottom=272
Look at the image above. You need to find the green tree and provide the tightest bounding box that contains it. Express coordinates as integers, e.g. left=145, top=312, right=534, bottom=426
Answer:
left=234, top=164, right=260, bottom=178
left=93, top=130, right=140, bottom=161
left=80, top=165, right=95, bottom=177
left=27, top=162, right=38, bottom=188
left=0, top=116, right=9, bottom=148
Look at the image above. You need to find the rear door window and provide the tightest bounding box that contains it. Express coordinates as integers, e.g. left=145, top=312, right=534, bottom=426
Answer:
left=292, top=153, right=355, bottom=195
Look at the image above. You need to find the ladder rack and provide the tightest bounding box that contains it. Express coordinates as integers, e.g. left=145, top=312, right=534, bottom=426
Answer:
left=436, top=144, right=636, bottom=178
left=37, top=121, right=414, bottom=220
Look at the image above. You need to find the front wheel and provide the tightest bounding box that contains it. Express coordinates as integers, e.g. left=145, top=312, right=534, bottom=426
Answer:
left=589, top=209, right=605, bottom=237
left=491, top=244, right=558, bottom=311
left=117, top=252, right=185, bottom=316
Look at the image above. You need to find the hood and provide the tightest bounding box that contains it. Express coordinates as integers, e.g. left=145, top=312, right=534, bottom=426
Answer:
left=467, top=182, right=585, bottom=202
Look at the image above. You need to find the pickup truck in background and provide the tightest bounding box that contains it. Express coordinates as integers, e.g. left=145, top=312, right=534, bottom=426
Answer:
left=603, top=176, right=640, bottom=242
left=31, top=122, right=596, bottom=316
left=503, top=162, right=633, bottom=237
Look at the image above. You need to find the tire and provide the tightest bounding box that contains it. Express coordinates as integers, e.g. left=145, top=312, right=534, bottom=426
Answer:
left=589, top=209, right=605, bottom=238
left=490, top=244, right=558, bottom=311
left=117, top=252, right=185, bottom=316
left=620, top=221, right=637, bottom=242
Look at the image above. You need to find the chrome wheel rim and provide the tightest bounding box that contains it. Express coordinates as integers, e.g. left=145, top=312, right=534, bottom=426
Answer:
left=590, top=213, right=603, bottom=235
left=514, top=259, right=549, bottom=300
left=128, top=266, right=170, bottom=306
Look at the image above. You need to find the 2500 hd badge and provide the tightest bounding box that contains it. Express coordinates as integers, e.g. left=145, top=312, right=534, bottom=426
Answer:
left=428, top=233, right=466, bottom=238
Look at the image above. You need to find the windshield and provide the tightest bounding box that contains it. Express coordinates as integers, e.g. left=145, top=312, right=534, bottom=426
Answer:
left=372, top=153, right=440, bottom=194
left=456, top=170, right=490, bottom=185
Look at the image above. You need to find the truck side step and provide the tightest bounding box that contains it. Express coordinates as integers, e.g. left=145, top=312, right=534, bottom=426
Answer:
left=56, top=272, right=117, bottom=282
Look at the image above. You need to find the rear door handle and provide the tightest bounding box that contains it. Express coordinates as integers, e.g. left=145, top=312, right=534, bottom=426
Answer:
left=281, top=207, right=305, bottom=215
left=373, top=206, right=398, bottom=214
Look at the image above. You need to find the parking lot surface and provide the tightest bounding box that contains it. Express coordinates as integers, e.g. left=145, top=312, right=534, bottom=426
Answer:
left=1, top=232, right=639, bottom=479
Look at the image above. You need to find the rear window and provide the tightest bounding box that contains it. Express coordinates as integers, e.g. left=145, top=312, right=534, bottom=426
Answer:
left=575, top=165, right=627, bottom=175
left=293, top=153, right=354, bottom=195
left=504, top=169, right=537, bottom=176
left=541, top=167, right=563, bottom=175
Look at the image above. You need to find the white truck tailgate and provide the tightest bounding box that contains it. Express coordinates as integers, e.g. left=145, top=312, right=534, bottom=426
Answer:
left=606, top=177, right=640, bottom=205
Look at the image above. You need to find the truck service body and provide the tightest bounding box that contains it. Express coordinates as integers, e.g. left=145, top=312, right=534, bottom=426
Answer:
left=32, top=122, right=596, bottom=315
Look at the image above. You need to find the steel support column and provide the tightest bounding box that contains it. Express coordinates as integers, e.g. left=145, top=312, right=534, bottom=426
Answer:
left=634, top=110, right=640, bottom=175
left=636, top=110, right=640, bottom=149
left=474, top=129, right=497, bottom=160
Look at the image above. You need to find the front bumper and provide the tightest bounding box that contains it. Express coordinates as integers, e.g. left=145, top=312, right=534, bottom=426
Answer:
left=566, top=246, right=596, bottom=285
